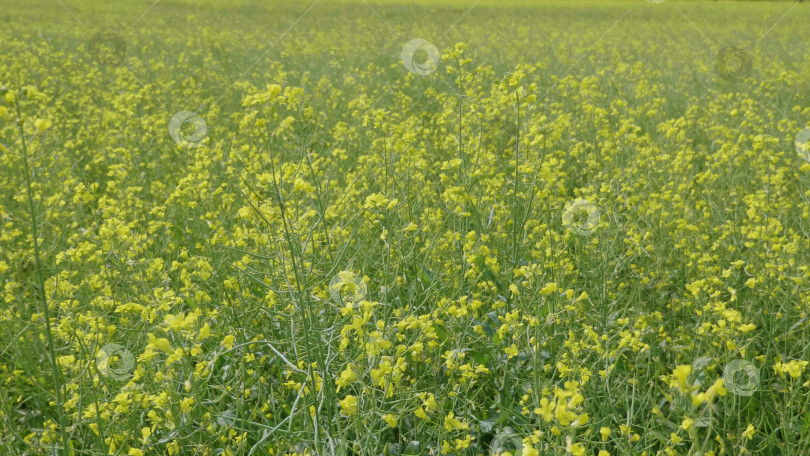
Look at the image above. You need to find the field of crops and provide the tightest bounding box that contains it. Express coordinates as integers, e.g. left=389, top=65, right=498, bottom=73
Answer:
left=2, top=0, right=810, bottom=454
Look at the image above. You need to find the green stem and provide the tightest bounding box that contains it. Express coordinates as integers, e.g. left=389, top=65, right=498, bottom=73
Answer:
left=14, top=97, right=70, bottom=455
left=510, top=87, right=521, bottom=313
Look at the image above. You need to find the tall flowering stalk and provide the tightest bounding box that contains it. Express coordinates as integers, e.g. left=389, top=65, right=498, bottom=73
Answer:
left=11, top=89, right=69, bottom=455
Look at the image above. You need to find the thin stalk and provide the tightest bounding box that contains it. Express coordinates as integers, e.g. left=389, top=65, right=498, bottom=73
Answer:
left=512, top=87, right=521, bottom=263
left=510, top=87, right=521, bottom=313
left=14, top=97, right=70, bottom=455
left=254, top=119, right=339, bottom=450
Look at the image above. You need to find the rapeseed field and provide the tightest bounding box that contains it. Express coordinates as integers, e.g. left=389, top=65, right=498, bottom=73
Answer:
left=1, top=0, right=809, bottom=454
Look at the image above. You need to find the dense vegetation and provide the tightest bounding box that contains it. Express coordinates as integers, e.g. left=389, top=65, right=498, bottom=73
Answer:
left=1, top=0, right=809, bottom=454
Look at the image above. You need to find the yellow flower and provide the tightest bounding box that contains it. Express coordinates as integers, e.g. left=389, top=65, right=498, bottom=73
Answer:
left=599, top=427, right=611, bottom=442
left=441, top=440, right=452, bottom=455
left=573, top=412, right=589, bottom=426
left=34, top=118, right=52, bottom=134
left=680, top=417, right=694, bottom=431
left=443, top=412, right=469, bottom=432
left=414, top=406, right=430, bottom=421
left=522, top=445, right=539, bottom=456
left=540, top=282, right=558, bottom=296
left=274, top=115, right=295, bottom=136
left=57, top=355, right=75, bottom=368
left=382, top=413, right=397, bottom=428
left=672, top=365, right=692, bottom=392
left=534, top=397, right=554, bottom=422
left=336, top=364, right=357, bottom=392
left=221, top=334, right=235, bottom=349
left=567, top=442, right=585, bottom=456
left=504, top=344, right=519, bottom=359
left=423, top=393, right=439, bottom=412
left=704, top=378, right=727, bottom=401
left=774, top=360, right=808, bottom=380
left=293, top=177, right=314, bottom=193
left=370, top=360, right=392, bottom=387
left=146, top=333, right=173, bottom=353
left=742, top=424, right=755, bottom=440
left=197, top=323, right=211, bottom=342
left=339, top=395, right=358, bottom=416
